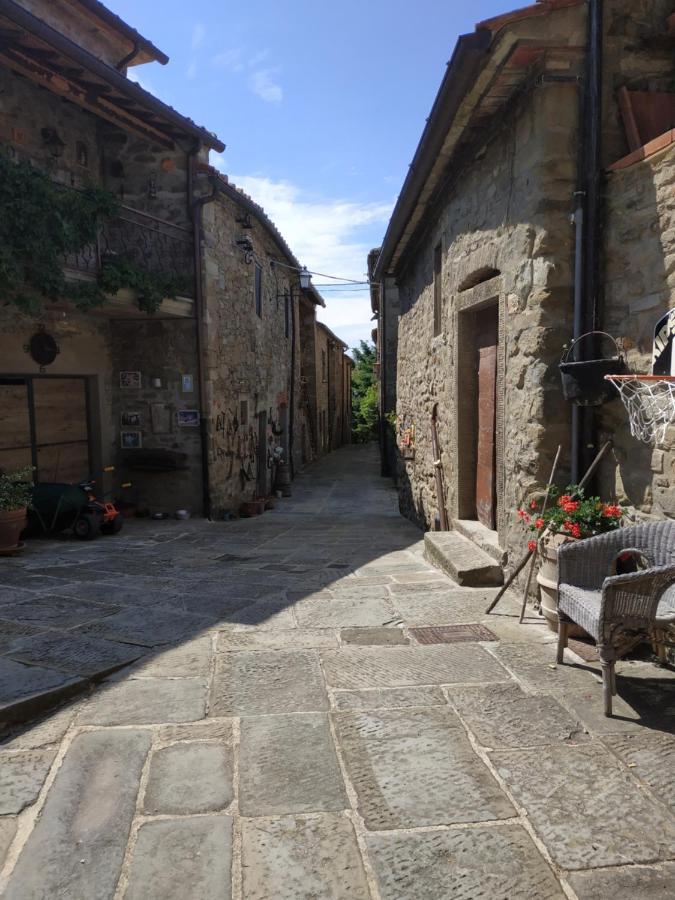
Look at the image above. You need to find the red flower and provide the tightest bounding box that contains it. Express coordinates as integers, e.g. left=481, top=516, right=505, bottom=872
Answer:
left=528, top=540, right=537, bottom=552
left=557, top=494, right=572, bottom=508
left=517, top=509, right=531, bottom=524
left=561, top=500, right=579, bottom=513
left=535, top=517, right=545, bottom=529
left=530, top=500, right=538, bottom=510
left=570, top=523, right=582, bottom=539
left=602, top=504, right=622, bottom=519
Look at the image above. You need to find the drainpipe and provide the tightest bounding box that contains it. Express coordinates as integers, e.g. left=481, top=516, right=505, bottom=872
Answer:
left=288, top=286, right=297, bottom=479
left=189, top=142, right=217, bottom=519
left=571, top=0, right=603, bottom=483
left=380, top=279, right=388, bottom=477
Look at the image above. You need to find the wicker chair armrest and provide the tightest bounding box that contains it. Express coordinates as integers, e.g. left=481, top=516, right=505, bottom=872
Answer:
left=601, top=565, right=675, bottom=627
left=558, top=530, right=632, bottom=590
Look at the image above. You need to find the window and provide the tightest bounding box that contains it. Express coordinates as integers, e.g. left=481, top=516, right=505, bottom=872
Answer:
left=321, top=349, right=327, bottom=382
left=284, top=293, right=290, bottom=338
left=433, top=244, right=442, bottom=336
left=240, top=399, right=249, bottom=428
left=255, top=264, right=262, bottom=318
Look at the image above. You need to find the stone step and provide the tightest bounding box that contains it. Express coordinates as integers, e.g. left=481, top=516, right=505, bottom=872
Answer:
left=452, top=519, right=507, bottom=566
left=424, top=531, right=504, bottom=587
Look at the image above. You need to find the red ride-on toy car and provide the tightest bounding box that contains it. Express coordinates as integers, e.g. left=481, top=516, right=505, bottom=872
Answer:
left=28, top=468, right=129, bottom=540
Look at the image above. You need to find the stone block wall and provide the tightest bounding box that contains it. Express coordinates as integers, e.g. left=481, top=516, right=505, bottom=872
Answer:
left=315, top=326, right=330, bottom=454
left=393, top=82, right=579, bottom=559
left=598, top=144, right=675, bottom=515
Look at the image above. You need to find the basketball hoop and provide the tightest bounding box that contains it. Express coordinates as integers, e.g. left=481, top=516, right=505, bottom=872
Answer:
left=605, top=374, right=675, bottom=445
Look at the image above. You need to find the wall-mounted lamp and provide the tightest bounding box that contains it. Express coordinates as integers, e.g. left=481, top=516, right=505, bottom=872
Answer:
left=235, top=234, right=254, bottom=265
left=41, top=127, right=65, bottom=159
left=152, top=376, right=162, bottom=389
left=299, top=266, right=312, bottom=290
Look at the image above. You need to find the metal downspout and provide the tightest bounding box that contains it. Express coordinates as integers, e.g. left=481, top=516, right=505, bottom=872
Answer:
left=380, top=279, right=388, bottom=477
left=288, top=287, right=297, bottom=480
left=189, top=144, right=217, bottom=519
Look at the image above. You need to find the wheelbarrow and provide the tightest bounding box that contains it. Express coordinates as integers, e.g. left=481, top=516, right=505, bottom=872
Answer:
left=27, top=468, right=127, bottom=540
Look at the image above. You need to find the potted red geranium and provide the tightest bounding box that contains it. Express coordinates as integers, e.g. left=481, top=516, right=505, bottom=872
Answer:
left=517, top=486, right=625, bottom=631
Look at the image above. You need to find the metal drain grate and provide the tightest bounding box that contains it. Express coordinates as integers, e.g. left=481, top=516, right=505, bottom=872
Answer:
left=410, top=624, right=498, bottom=645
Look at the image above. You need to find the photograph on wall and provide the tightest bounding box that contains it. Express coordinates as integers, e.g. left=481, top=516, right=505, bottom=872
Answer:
left=181, top=374, right=194, bottom=393
left=121, top=411, right=142, bottom=428
left=120, top=371, right=141, bottom=389
left=120, top=430, right=142, bottom=449
left=177, top=409, right=200, bottom=427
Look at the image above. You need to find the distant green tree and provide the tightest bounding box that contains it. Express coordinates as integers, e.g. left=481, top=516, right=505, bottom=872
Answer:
left=351, top=340, right=379, bottom=442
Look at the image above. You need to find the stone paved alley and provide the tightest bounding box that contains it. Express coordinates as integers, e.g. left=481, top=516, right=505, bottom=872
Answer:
left=1, top=445, right=675, bottom=898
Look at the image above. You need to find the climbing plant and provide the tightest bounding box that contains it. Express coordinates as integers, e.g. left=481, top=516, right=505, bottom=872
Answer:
left=0, top=151, right=187, bottom=314
left=351, top=340, right=379, bottom=442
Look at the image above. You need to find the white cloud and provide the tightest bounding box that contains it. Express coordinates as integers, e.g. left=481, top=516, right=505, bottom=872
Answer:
left=191, top=23, right=206, bottom=50
left=228, top=173, right=392, bottom=346
left=126, top=68, right=156, bottom=96
left=249, top=69, right=283, bottom=104
left=186, top=61, right=197, bottom=80
left=210, top=152, right=227, bottom=172
left=212, top=48, right=245, bottom=73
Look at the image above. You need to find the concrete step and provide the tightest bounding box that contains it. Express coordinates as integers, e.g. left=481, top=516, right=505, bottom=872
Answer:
left=424, top=531, right=504, bottom=587
left=452, top=519, right=507, bottom=567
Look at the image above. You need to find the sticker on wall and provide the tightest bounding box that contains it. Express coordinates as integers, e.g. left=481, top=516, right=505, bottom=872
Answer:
left=120, top=371, right=141, bottom=389
left=177, top=410, right=200, bottom=427
left=181, top=374, right=194, bottom=393
left=121, top=430, right=142, bottom=449
left=398, top=419, right=416, bottom=460
left=121, top=411, right=142, bottom=427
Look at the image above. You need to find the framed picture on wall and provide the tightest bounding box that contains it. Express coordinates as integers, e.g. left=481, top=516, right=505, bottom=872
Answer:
left=121, top=430, right=142, bottom=449
left=121, top=411, right=142, bottom=427
left=120, top=371, right=141, bottom=389
left=177, top=410, right=200, bottom=427
left=181, top=374, right=194, bottom=393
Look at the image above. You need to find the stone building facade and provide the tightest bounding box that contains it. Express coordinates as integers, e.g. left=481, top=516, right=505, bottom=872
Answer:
left=314, top=322, right=353, bottom=454
left=0, top=0, right=352, bottom=520
left=372, top=0, right=675, bottom=565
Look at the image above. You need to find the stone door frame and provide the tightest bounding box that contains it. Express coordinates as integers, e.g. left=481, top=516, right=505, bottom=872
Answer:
left=452, top=274, right=506, bottom=546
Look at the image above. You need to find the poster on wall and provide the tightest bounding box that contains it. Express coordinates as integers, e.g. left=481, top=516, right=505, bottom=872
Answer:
left=121, top=430, right=142, bottom=449
left=181, top=374, right=194, bottom=393
left=177, top=410, right=200, bottom=427
left=120, top=371, right=141, bottom=389
left=121, top=411, right=142, bottom=427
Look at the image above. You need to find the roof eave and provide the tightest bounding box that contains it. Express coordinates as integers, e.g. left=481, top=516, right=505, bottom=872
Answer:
left=72, top=0, right=169, bottom=65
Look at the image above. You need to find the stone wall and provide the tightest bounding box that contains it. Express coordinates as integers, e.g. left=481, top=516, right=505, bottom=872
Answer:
left=315, top=326, right=330, bottom=454
left=393, top=82, right=579, bottom=559
left=200, top=187, right=312, bottom=515
left=598, top=144, right=675, bottom=514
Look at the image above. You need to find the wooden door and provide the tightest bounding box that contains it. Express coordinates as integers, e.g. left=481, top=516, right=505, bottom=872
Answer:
left=0, top=379, right=32, bottom=473
left=475, top=310, right=498, bottom=529
left=33, top=379, right=90, bottom=482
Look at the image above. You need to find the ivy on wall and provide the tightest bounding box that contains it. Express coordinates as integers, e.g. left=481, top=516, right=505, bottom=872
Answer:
left=0, top=151, right=188, bottom=314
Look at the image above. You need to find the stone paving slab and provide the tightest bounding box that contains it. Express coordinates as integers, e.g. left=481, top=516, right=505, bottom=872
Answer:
left=216, top=598, right=296, bottom=630
left=390, top=590, right=501, bottom=625
left=367, top=825, right=564, bottom=900
left=0, top=620, right=47, bottom=654
left=0, top=749, right=55, bottom=814
left=124, top=816, right=232, bottom=900
left=0, top=706, right=75, bottom=750
left=241, top=814, right=370, bottom=900
left=331, top=686, right=446, bottom=710
left=294, top=596, right=395, bottom=628
left=157, top=717, right=232, bottom=745
left=76, top=676, right=207, bottom=725
left=143, top=742, right=233, bottom=814
left=3, top=632, right=143, bottom=677
left=217, top=628, right=338, bottom=652
left=568, top=862, right=675, bottom=899
left=447, top=682, right=588, bottom=748
left=335, top=707, right=515, bottom=829
left=493, top=743, right=675, bottom=868
left=211, top=649, right=328, bottom=716
left=130, top=636, right=213, bottom=677
left=56, top=580, right=172, bottom=607
left=75, top=606, right=214, bottom=647
left=0, top=595, right=121, bottom=629
left=321, top=644, right=510, bottom=690
left=239, top=713, right=347, bottom=816
left=3, top=729, right=150, bottom=900
left=340, top=626, right=409, bottom=645
left=601, top=732, right=675, bottom=813
left=0, top=816, right=17, bottom=868
left=0, top=658, right=86, bottom=722
left=159, top=592, right=254, bottom=619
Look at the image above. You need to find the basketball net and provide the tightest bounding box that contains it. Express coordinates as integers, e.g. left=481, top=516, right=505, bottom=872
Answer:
left=605, top=375, right=675, bottom=445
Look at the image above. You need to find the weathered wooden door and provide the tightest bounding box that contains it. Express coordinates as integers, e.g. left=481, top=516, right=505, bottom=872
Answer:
left=475, top=309, right=498, bottom=529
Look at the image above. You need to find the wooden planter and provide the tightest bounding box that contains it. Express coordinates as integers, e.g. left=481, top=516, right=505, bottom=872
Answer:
left=537, top=533, right=585, bottom=636
left=0, top=507, right=27, bottom=554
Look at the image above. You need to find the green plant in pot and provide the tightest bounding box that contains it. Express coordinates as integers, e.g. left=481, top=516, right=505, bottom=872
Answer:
left=0, top=467, right=33, bottom=553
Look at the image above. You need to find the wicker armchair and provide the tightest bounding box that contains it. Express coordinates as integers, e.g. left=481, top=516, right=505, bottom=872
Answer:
left=556, top=521, right=675, bottom=716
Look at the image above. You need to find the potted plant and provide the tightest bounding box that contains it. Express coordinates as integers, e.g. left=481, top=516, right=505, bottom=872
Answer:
left=0, top=467, right=33, bottom=554
left=517, top=487, right=625, bottom=631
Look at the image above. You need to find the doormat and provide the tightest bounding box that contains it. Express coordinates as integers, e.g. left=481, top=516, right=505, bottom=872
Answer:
left=410, top=624, right=498, bottom=645
left=567, top=637, right=599, bottom=662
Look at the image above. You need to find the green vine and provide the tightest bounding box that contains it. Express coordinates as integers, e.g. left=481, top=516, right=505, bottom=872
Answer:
left=0, top=151, right=187, bottom=314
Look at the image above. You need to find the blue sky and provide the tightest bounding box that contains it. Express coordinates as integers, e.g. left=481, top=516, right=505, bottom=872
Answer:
left=113, top=0, right=516, bottom=349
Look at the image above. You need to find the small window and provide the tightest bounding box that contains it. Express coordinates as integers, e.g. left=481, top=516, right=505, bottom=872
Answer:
left=433, top=244, right=442, bottom=336
left=240, top=399, right=249, bottom=427
left=321, top=349, right=327, bottom=382
left=284, top=293, right=290, bottom=338
left=255, top=264, right=262, bottom=318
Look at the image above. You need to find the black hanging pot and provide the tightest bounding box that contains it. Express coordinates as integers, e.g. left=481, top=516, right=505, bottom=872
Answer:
left=559, top=331, right=626, bottom=407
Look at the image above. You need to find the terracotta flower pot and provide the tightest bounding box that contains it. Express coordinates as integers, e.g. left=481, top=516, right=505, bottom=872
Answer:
left=537, top=533, right=585, bottom=637
left=0, top=507, right=27, bottom=554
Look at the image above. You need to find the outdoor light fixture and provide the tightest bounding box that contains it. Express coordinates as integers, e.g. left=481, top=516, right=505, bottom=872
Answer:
left=299, top=266, right=311, bottom=290
left=41, top=127, right=65, bottom=158
left=235, top=235, right=254, bottom=264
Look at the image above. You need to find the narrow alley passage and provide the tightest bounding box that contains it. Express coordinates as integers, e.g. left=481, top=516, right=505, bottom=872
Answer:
left=1, top=445, right=675, bottom=899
